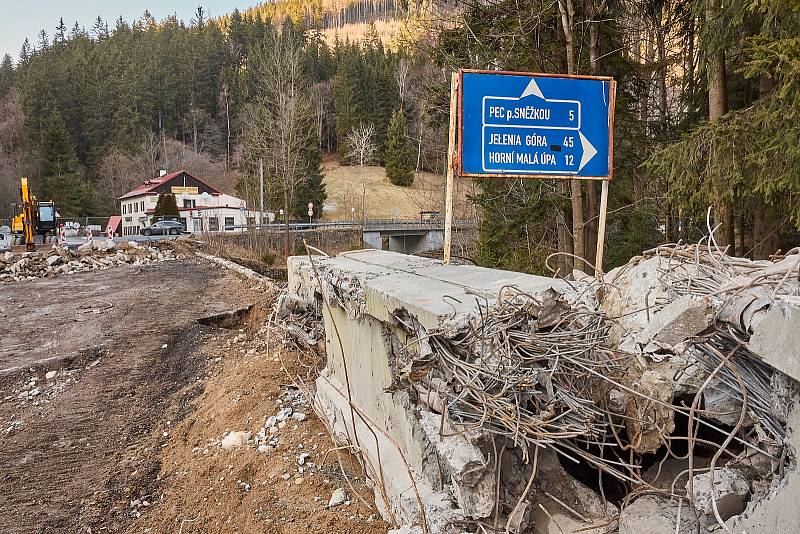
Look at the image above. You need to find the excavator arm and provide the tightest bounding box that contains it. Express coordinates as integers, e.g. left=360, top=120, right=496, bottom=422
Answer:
left=20, top=177, right=38, bottom=251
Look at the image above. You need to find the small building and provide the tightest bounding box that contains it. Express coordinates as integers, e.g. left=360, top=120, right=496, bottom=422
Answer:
left=106, top=215, right=122, bottom=237
left=118, top=170, right=259, bottom=236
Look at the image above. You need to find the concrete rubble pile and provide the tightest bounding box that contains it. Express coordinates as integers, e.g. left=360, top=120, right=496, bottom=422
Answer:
left=0, top=240, right=184, bottom=282
left=285, top=245, right=800, bottom=534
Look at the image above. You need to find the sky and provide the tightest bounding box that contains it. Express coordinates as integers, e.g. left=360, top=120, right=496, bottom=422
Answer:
left=1, top=1, right=253, bottom=60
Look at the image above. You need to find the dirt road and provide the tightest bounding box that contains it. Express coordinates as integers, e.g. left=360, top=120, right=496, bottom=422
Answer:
left=0, top=258, right=385, bottom=533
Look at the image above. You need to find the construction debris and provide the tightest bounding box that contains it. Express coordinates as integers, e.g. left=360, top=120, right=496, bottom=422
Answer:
left=285, top=243, right=800, bottom=534
left=0, top=241, right=184, bottom=282
left=329, top=488, right=347, bottom=507
left=618, top=495, right=698, bottom=534
left=688, top=468, right=750, bottom=520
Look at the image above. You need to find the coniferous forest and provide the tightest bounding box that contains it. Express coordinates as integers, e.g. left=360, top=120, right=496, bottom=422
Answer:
left=0, top=0, right=799, bottom=274
left=0, top=6, right=416, bottom=221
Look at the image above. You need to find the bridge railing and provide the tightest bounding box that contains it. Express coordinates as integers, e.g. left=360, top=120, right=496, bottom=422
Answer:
left=222, top=219, right=478, bottom=232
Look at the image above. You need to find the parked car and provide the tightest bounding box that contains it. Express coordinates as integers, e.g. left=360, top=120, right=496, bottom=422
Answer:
left=141, top=220, right=184, bottom=236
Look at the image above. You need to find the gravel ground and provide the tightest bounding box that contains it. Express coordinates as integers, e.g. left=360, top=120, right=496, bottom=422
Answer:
left=0, top=258, right=383, bottom=533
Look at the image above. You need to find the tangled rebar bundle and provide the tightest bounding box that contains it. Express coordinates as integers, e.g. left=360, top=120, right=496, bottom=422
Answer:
left=641, top=241, right=800, bottom=301
left=409, top=286, right=643, bottom=480
left=636, top=240, right=800, bottom=448
left=403, top=240, right=800, bottom=493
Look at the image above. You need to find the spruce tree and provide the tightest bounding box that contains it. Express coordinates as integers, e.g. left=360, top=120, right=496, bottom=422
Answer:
left=0, top=55, right=13, bottom=97
left=40, top=111, right=77, bottom=178
left=292, top=125, right=327, bottom=218
left=154, top=194, right=180, bottom=217
left=384, top=109, right=413, bottom=187
left=333, top=43, right=364, bottom=161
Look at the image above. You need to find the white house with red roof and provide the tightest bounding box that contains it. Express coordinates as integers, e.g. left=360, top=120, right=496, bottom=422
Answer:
left=118, top=170, right=258, bottom=236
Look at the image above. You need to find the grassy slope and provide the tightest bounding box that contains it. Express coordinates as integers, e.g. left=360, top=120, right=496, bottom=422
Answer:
left=320, top=160, right=475, bottom=220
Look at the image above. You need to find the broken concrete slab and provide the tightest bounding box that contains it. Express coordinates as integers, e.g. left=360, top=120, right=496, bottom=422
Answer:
left=315, top=370, right=461, bottom=533
left=624, top=369, right=676, bottom=454
left=530, top=496, right=611, bottom=534
left=728, top=402, right=800, bottom=533
left=688, top=468, right=750, bottom=521
left=633, top=295, right=714, bottom=350
left=618, top=495, right=699, bottom=534
left=602, top=255, right=672, bottom=346
left=748, top=296, right=800, bottom=383
left=418, top=410, right=494, bottom=518
left=288, top=249, right=571, bottom=331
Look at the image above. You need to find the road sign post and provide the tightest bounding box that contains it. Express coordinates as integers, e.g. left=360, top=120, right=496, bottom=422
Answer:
left=443, top=69, right=615, bottom=276
left=443, top=71, right=459, bottom=265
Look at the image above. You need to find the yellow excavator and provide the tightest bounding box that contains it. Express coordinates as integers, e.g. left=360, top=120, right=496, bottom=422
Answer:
left=11, top=177, right=58, bottom=251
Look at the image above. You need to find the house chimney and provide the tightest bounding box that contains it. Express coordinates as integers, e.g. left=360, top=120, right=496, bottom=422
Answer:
left=159, top=169, right=167, bottom=177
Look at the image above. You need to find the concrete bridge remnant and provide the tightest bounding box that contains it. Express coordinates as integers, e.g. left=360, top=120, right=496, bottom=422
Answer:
left=287, top=247, right=800, bottom=534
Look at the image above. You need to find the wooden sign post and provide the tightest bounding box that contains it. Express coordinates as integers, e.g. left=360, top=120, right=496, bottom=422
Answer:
left=443, top=69, right=615, bottom=277
left=443, top=72, right=459, bottom=265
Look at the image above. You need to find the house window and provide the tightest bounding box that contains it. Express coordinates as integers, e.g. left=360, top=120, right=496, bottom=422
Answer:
left=209, top=217, right=219, bottom=232
left=123, top=204, right=127, bottom=215
left=140, top=201, right=144, bottom=211
left=183, top=199, right=196, bottom=208
left=224, top=217, right=234, bottom=227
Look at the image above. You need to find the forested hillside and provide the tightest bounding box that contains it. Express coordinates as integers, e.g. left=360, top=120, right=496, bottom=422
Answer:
left=1, top=0, right=799, bottom=274
left=0, top=7, right=436, bottom=221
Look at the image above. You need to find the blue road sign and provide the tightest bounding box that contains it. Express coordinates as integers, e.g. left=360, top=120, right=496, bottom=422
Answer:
left=459, top=71, right=614, bottom=179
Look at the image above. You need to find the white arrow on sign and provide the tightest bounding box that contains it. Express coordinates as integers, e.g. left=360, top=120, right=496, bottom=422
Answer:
left=519, top=79, right=598, bottom=173
left=578, top=131, right=597, bottom=172
left=520, top=79, right=545, bottom=99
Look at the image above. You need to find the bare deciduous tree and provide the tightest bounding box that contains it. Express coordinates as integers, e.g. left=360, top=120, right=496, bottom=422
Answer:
left=220, top=83, right=231, bottom=172
left=346, top=123, right=376, bottom=167
left=182, top=107, right=219, bottom=156
left=346, top=123, right=376, bottom=224
left=394, top=57, right=410, bottom=105
left=310, top=81, right=333, bottom=153
left=245, top=28, right=314, bottom=257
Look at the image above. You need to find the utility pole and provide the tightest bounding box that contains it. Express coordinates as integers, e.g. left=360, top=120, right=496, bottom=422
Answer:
left=259, top=158, right=264, bottom=229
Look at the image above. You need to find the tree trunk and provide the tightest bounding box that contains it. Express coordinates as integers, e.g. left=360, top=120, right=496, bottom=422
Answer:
left=570, top=180, right=585, bottom=271
left=752, top=197, right=780, bottom=260
left=585, top=0, right=601, bottom=268
left=556, top=190, right=573, bottom=277
left=686, top=17, right=696, bottom=125
left=558, top=0, right=584, bottom=272
left=225, top=93, right=231, bottom=173
left=641, top=27, right=655, bottom=127
left=284, top=189, right=290, bottom=258
left=706, top=0, right=733, bottom=253
left=656, top=16, right=668, bottom=135
left=664, top=201, right=673, bottom=242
